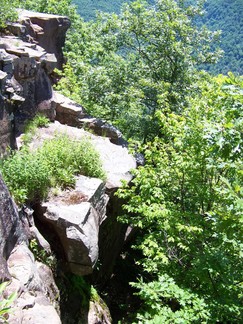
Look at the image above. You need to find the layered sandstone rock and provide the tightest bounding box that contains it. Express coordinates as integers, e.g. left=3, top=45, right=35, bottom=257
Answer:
left=15, top=10, right=70, bottom=69
left=7, top=243, right=60, bottom=324
left=0, top=175, right=61, bottom=323
left=38, top=176, right=108, bottom=276
left=54, top=91, right=126, bottom=145
left=0, top=11, right=70, bottom=156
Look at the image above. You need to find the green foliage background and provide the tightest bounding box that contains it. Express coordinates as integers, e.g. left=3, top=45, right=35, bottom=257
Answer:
left=56, top=0, right=221, bottom=140
left=0, top=0, right=242, bottom=322
left=118, top=73, right=243, bottom=322
left=72, top=0, right=243, bottom=75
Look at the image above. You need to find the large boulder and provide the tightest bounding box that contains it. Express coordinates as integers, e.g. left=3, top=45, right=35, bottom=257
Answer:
left=37, top=176, right=108, bottom=276
left=0, top=11, right=70, bottom=155
left=0, top=175, right=60, bottom=323
left=54, top=92, right=87, bottom=127
left=0, top=36, right=57, bottom=134
left=29, top=121, right=136, bottom=277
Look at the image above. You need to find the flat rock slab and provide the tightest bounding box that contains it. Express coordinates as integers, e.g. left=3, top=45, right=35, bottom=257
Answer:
left=32, top=121, right=137, bottom=190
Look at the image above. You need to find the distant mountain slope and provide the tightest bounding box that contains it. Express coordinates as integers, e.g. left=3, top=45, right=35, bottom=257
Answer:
left=201, top=0, right=243, bottom=74
left=72, top=0, right=129, bottom=20
left=72, top=0, right=243, bottom=75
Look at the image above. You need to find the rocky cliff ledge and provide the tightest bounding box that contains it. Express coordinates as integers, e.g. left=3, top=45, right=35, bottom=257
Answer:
left=0, top=11, right=136, bottom=324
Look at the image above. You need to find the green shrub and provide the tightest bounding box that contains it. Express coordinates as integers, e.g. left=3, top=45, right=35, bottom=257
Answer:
left=0, top=0, right=18, bottom=29
left=0, top=282, right=17, bottom=323
left=0, top=134, right=106, bottom=205
left=29, top=239, right=56, bottom=270
left=37, top=134, right=106, bottom=187
left=0, top=147, right=51, bottom=204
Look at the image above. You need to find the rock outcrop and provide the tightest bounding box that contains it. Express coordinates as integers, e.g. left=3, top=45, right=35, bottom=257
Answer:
left=7, top=243, right=60, bottom=324
left=37, top=176, right=108, bottom=276
left=0, top=11, right=70, bottom=156
left=0, top=10, right=137, bottom=324
left=0, top=174, right=61, bottom=323
left=11, top=10, right=70, bottom=69
left=54, top=91, right=126, bottom=145
left=29, top=121, right=136, bottom=276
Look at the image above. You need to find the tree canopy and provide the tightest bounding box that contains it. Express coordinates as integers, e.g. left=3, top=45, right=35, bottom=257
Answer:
left=72, top=0, right=243, bottom=75
left=56, top=0, right=221, bottom=140
left=118, top=73, right=243, bottom=322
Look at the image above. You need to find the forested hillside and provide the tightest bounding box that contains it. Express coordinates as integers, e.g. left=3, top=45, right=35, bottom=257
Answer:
left=1, top=1, right=243, bottom=323
left=200, top=0, right=243, bottom=74
left=72, top=0, right=243, bottom=74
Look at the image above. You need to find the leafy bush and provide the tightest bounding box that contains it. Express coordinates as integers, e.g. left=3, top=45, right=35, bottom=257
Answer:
left=117, top=73, right=243, bottom=322
left=56, top=0, right=222, bottom=140
left=0, top=134, right=105, bottom=204
left=0, top=146, right=51, bottom=204
left=0, top=282, right=17, bottom=323
left=0, top=0, right=19, bottom=29
left=29, top=239, right=56, bottom=270
left=37, top=134, right=106, bottom=186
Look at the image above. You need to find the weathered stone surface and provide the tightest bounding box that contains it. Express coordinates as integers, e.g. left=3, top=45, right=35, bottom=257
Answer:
left=41, top=53, right=57, bottom=75
left=53, top=91, right=127, bottom=145
left=41, top=202, right=99, bottom=276
left=6, top=243, right=60, bottom=324
left=0, top=70, right=7, bottom=90
left=18, top=10, right=70, bottom=69
left=19, top=206, right=51, bottom=254
left=0, top=48, right=14, bottom=74
left=54, top=91, right=87, bottom=127
left=32, top=121, right=136, bottom=189
left=79, top=117, right=126, bottom=146
left=88, top=298, right=112, bottom=324
left=0, top=9, right=70, bottom=154
left=0, top=39, right=56, bottom=137
left=6, top=22, right=26, bottom=37
left=0, top=99, right=16, bottom=155
left=76, top=175, right=109, bottom=224
left=0, top=175, right=60, bottom=321
left=0, top=174, right=23, bottom=281
left=38, top=176, right=108, bottom=276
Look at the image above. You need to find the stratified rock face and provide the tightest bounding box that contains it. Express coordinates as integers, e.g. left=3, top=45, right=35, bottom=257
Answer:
left=18, top=10, right=71, bottom=69
left=0, top=12, right=70, bottom=155
left=0, top=174, right=23, bottom=281
left=54, top=91, right=87, bottom=127
left=0, top=36, right=57, bottom=135
left=88, top=298, right=112, bottom=324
